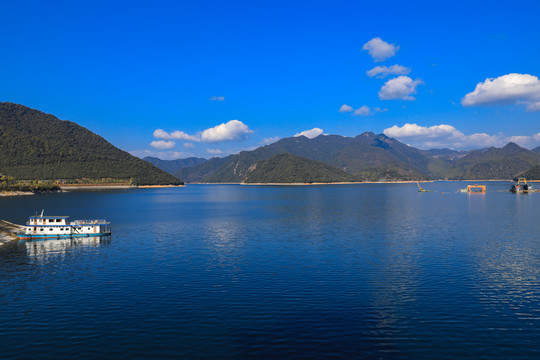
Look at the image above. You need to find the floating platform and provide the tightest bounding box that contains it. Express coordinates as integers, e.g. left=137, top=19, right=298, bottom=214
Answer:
left=0, top=219, right=25, bottom=245
left=510, top=178, right=534, bottom=193
left=458, top=184, right=486, bottom=193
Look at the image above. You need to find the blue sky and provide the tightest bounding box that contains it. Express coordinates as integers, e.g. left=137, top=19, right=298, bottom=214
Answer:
left=1, top=0, right=539, bottom=159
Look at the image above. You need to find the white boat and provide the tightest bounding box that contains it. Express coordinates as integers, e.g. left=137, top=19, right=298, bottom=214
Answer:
left=18, top=211, right=111, bottom=240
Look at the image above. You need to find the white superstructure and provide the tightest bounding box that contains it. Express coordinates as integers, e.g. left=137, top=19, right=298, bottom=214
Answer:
left=19, top=211, right=111, bottom=239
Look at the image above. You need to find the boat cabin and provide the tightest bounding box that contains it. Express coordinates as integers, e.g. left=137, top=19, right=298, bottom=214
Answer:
left=21, top=213, right=111, bottom=239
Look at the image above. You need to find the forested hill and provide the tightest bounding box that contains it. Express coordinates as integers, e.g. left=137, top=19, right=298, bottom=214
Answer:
left=243, top=153, right=357, bottom=183
left=143, top=156, right=206, bottom=174
left=172, top=134, right=540, bottom=182
left=0, top=102, right=182, bottom=185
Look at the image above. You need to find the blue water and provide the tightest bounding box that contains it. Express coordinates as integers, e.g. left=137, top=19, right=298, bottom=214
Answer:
left=1, top=183, right=540, bottom=359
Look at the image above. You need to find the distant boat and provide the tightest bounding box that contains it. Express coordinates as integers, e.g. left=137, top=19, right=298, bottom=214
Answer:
left=510, top=178, right=533, bottom=193
left=416, top=182, right=433, bottom=192
left=458, top=184, right=486, bottom=193
left=18, top=210, right=111, bottom=240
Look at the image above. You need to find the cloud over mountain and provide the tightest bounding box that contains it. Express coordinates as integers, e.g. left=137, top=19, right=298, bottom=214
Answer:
left=154, top=120, right=253, bottom=143
left=294, top=128, right=323, bottom=139
left=383, top=123, right=503, bottom=149
left=200, top=120, right=253, bottom=142
left=150, top=140, right=176, bottom=149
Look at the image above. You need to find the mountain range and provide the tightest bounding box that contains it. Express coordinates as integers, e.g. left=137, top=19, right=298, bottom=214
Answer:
left=153, top=133, right=540, bottom=183
left=3, top=102, right=540, bottom=185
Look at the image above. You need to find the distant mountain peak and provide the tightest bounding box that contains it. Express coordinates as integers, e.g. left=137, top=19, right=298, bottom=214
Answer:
left=502, top=142, right=523, bottom=151
left=356, top=131, right=376, bottom=139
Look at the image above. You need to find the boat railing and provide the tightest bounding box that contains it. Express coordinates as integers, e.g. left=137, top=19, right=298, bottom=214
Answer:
left=71, top=220, right=108, bottom=225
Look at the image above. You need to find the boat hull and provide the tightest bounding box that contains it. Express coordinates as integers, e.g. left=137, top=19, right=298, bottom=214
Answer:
left=18, top=232, right=111, bottom=240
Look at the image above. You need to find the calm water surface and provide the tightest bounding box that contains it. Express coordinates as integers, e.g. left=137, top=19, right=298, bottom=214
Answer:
left=1, top=183, right=540, bottom=359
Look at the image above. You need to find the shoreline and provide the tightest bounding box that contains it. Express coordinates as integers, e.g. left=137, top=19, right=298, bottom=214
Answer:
left=0, top=179, right=528, bottom=195
left=0, top=191, right=36, bottom=196
left=61, top=185, right=135, bottom=190
left=240, top=181, right=418, bottom=186
left=137, top=185, right=185, bottom=188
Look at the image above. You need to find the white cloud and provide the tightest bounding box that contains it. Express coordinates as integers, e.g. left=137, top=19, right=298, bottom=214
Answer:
left=294, top=128, right=323, bottom=139
left=168, top=130, right=200, bottom=141
left=153, top=120, right=253, bottom=143
left=367, top=64, right=411, bottom=78
left=200, top=120, right=253, bottom=142
left=153, top=129, right=171, bottom=139
left=340, top=105, right=384, bottom=116
left=150, top=140, right=176, bottom=149
left=462, top=73, right=540, bottom=111
left=183, top=142, right=195, bottom=148
left=383, top=123, right=506, bottom=149
left=154, top=129, right=199, bottom=142
left=209, top=96, right=225, bottom=101
left=507, top=133, right=540, bottom=148
left=362, top=37, right=399, bottom=62
left=353, top=105, right=371, bottom=116
left=207, top=148, right=223, bottom=154
left=262, top=136, right=279, bottom=145
left=379, top=76, right=424, bottom=100
left=130, top=150, right=195, bottom=160
left=339, top=104, right=354, bottom=112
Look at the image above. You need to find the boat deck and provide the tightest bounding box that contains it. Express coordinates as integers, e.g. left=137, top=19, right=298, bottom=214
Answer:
left=0, top=219, right=24, bottom=245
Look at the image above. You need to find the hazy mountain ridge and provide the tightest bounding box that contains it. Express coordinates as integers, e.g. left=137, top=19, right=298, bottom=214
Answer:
left=168, top=134, right=540, bottom=183
left=439, top=143, right=540, bottom=179
left=172, top=133, right=441, bottom=182
left=143, top=156, right=206, bottom=174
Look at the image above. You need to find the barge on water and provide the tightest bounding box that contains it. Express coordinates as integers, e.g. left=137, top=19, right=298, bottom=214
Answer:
left=18, top=211, right=111, bottom=240
left=510, top=178, right=533, bottom=193
left=458, top=184, right=486, bottom=193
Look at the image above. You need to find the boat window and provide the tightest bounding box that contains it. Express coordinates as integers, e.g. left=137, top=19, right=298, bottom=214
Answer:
left=57, top=219, right=62, bottom=223
left=40, top=229, right=44, bottom=231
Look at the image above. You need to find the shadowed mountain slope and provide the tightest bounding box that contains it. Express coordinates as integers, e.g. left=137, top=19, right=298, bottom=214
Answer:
left=144, top=156, right=206, bottom=174
left=179, top=133, right=438, bottom=182
left=0, top=102, right=182, bottom=185
left=243, top=153, right=357, bottom=184
left=441, top=143, right=540, bottom=179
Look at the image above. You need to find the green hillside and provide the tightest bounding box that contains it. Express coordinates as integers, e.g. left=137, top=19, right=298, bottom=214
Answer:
left=437, top=143, right=540, bottom=180
left=180, top=132, right=437, bottom=183
left=519, top=166, right=540, bottom=180
left=175, top=156, right=231, bottom=182
left=144, top=156, right=206, bottom=174
left=243, top=153, right=357, bottom=183
left=170, top=132, right=540, bottom=183
left=0, top=102, right=182, bottom=185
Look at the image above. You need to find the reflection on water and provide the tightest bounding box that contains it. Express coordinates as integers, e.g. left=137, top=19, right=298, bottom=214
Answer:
left=1, top=183, right=540, bottom=359
left=22, top=236, right=111, bottom=261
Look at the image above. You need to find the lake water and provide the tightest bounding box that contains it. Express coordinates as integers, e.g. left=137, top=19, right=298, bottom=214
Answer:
left=1, top=183, right=540, bottom=359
